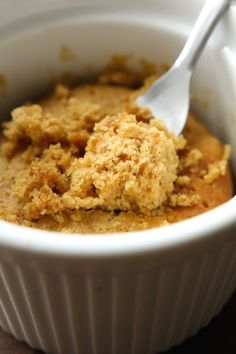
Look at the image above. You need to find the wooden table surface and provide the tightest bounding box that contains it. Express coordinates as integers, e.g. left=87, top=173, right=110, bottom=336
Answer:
left=0, top=291, right=235, bottom=354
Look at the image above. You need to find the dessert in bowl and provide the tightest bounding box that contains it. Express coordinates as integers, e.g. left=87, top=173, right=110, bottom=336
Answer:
left=0, top=1, right=235, bottom=353
left=0, top=60, right=233, bottom=233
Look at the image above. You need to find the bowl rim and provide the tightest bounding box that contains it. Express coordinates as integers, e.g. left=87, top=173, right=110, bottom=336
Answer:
left=0, top=2, right=235, bottom=258
left=0, top=197, right=235, bottom=257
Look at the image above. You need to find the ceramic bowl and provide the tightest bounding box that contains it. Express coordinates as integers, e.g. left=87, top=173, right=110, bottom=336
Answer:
left=0, top=1, right=235, bottom=353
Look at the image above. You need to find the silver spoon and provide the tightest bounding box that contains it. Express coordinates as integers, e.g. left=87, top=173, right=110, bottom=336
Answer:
left=136, top=0, right=231, bottom=135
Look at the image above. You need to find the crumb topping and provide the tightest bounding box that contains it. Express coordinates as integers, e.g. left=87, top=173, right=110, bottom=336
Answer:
left=168, top=193, right=201, bottom=207
left=62, top=112, right=179, bottom=214
left=0, top=67, right=232, bottom=233
left=180, top=148, right=202, bottom=169
left=203, top=145, right=231, bottom=184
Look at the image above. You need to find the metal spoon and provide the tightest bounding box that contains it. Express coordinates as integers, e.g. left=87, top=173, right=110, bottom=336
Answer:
left=136, top=0, right=231, bottom=135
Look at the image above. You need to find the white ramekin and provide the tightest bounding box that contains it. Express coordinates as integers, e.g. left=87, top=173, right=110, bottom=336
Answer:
left=0, top=1, right=236, bottom=354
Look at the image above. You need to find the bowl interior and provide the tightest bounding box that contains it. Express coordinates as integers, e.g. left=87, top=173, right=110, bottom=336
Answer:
left=0, top=1, right=235, bottom=253
left=0, top=3, right=235, bottom=176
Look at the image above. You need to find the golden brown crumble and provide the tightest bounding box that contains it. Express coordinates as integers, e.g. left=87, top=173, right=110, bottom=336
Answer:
left=203, top=145, right=231, bottom=184
left=0, top=68, right=232, bottom=233
left=168, top=193, right=201, bottom=208
left=180, top=148, right=202, bottom=169
left=175, top=175, right=191, bottom=187
left=59, top=45, right=77, bottom=62
left=62, top=112, right=180, bottom=214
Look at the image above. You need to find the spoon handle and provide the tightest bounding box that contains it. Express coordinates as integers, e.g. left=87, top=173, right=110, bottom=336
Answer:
left=174, top=0, right=231, bottom=71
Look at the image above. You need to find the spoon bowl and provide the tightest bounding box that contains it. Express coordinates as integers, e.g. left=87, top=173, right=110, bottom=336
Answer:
left=136, top=0, right=231, bottom=135
left=137, top=66, right=191, bottom=135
